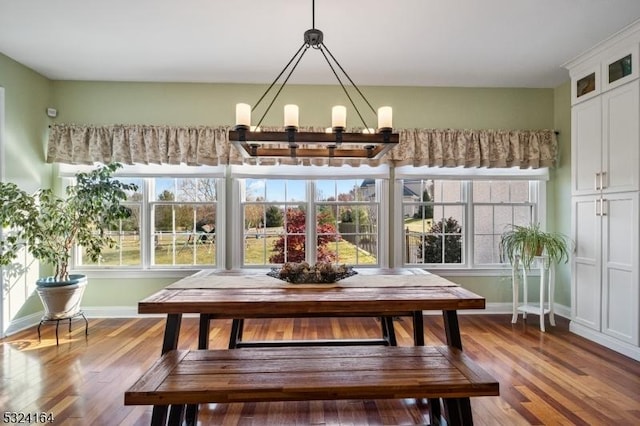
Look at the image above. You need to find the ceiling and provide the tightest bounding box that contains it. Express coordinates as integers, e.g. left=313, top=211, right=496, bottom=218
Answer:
left=2, top=0, right=640, bottom=88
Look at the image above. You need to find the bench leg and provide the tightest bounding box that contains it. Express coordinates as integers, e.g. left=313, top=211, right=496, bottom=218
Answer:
left=185, top=314, right=212, bottom=425
left=153, top=314, right=183, bottom=425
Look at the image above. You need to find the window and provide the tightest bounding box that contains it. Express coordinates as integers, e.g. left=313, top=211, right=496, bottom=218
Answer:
left=403, top=179, right=465, bottom=265
left=238, top=177, right=382, bottom=267
left=400, top=177, right=541, bottom=269
left=150, top=177, right=219, bottom=267
left=68, top=164, right=224, bottom=270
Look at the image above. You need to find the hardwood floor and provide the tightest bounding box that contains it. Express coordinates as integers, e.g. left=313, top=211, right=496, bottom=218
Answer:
left=1, top=314, right=639, bottom=425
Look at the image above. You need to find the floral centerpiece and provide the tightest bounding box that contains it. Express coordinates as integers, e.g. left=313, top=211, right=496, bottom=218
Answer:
left=268, top=261, right=356, bottom=284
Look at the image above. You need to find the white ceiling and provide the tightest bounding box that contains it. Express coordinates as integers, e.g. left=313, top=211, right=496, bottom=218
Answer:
left=2, top=0, right=640, bottom=88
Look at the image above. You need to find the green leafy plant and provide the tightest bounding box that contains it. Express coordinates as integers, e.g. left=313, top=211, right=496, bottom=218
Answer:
left=0, top=163, right=137, bottom=281
left=500, top=223, right=571, bottom=270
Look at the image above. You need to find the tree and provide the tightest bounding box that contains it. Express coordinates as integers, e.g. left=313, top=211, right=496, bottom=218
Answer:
left=265, top=205, right=283, bottom=228
left=417, top=217, right=462, bottom=264
left=244, top=204, right=264, bottom=231
left=269, top=209, right=338, bottom=264
left=414, top=189, right=434, bottom=220
left=340, top=206, right=370, bottom=225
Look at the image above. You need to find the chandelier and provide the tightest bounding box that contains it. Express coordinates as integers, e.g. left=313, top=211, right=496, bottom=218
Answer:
left=229, top=0, right=399, bottom=160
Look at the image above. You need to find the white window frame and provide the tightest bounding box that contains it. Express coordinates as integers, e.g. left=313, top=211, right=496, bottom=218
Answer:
left=59, top=163, right=226, bottom=278
left=394, top=166, right=548, bottom=275
left=230, top=165, right=390, bottom=269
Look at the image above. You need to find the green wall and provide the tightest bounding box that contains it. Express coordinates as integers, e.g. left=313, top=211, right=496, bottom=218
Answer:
left=0, top=53, right=53, bottom=189
left=0, top=53, right=55, bottom=322
left=51, top=81, right=554, bottom=129
left=2, top=54, right=573, bottom=321
left=552, top=82, right=572, bottom=306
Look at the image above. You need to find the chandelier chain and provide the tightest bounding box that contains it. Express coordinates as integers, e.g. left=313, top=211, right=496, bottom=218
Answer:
left=255, top=44, right=311, bottom=129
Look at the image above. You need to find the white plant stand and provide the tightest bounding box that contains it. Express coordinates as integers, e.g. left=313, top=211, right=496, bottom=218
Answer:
left=511, top=255, right=555, bottom=332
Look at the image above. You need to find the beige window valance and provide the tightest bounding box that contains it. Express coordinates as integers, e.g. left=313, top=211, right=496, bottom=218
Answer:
left=46, top=124, right=558, bottom=169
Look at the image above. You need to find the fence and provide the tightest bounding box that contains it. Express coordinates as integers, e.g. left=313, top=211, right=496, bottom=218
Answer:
left=337, top=223, right=377, bottom=256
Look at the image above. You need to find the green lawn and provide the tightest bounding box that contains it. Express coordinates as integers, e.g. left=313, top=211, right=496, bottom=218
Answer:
left=403, top=217, right=433, bottom=233
left=243, top=236, right=377, bottom=265
left=88, top=233, right=377, bottom=266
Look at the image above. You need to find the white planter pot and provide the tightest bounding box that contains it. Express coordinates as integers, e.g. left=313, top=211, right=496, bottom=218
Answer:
left=36, top=274, right=88, bottom=320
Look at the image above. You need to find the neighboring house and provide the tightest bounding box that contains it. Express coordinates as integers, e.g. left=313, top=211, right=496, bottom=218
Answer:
left=360, top=178, right=421, bottom=217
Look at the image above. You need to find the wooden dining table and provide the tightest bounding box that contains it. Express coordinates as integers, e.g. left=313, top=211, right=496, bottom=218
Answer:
left=137, top=268, right=487, bottom=425
left=138, top=268, right=486, bottom=354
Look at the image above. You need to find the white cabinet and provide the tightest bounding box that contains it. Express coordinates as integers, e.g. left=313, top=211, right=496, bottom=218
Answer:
left=571, top=80, right=640, bottom=196
left=567, top=23, right=640, bottom=360
left=572, top=193, right=639, bottom=346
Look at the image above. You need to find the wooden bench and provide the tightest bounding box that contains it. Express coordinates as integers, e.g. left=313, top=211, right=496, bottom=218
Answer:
left=125, top=345, right=499, bottom=426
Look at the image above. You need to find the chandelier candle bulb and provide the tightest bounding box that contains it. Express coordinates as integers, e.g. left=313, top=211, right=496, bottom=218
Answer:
left=332, top=105, right=347, bottom=130
left=377, top=106, right=393, bottom=130
left=235, top=103, right=251, bottom=129
left=284, top=104, right=299, bottom=129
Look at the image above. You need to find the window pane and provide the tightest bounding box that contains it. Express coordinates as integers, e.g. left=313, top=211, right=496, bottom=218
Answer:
left=266, top=179, right=287, bottom=202
left=152, top=203, right=216, bottom=266
left=510, top=181, right=530, bottom=202
left=80, top=204, right=142, bottom=267
left=328, top=203, right=378, bottom=265
left=472, top=181, right=534, bottom=265
left=245, top=178, right=266, bottom=201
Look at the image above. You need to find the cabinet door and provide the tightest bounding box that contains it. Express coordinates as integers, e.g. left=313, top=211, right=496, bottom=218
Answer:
left=572, top=195, right=602, bottom=330
left=602, top=80, right=640, bottom=193
left=601, top=192, right=639, bottom=345
left=571, top=97, right=602, bottom=195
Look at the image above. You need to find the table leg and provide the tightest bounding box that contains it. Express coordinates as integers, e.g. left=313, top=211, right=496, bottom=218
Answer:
left=442, top=310, right=462, bottom=350
left=153, top=314, right=183, bottom=425
left=197, top=314, right=211, bottom=349
left=168, top=404, right=185, bottom=426
left=381, top=317, right=397, bottom=346
left=412, top=311, right=425, bottom=346
left=228, top=319, right=244, bottom=349
left=161, top=314, right=182, bottom=354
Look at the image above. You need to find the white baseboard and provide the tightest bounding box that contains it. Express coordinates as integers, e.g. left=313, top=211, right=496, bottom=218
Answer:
left=3, top=311, right=44, bottom=337
left=1, top=302, right=573, bottom=338
left=570, top=321, right=640, bottom=362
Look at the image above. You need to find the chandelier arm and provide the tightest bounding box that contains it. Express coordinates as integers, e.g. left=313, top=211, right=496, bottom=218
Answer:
left=252, top=42, right=308, bottom=112
left=255, top=45, right=311, bottom=129
left=318, top=45, right=371, bottom=130
left=321, top=43, right=378, bottom=116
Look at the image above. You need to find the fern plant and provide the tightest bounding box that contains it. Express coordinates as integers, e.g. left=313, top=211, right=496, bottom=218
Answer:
left=499, top=223, right=572, bottom=270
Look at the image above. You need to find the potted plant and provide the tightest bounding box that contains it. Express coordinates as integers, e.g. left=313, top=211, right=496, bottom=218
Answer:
left=0, top=163, right=136, bottom=319
left=500, top=223, right=572, bottom=270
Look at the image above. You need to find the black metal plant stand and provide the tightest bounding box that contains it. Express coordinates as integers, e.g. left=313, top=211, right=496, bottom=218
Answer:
left=37, top=311, right=89, bottom=345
